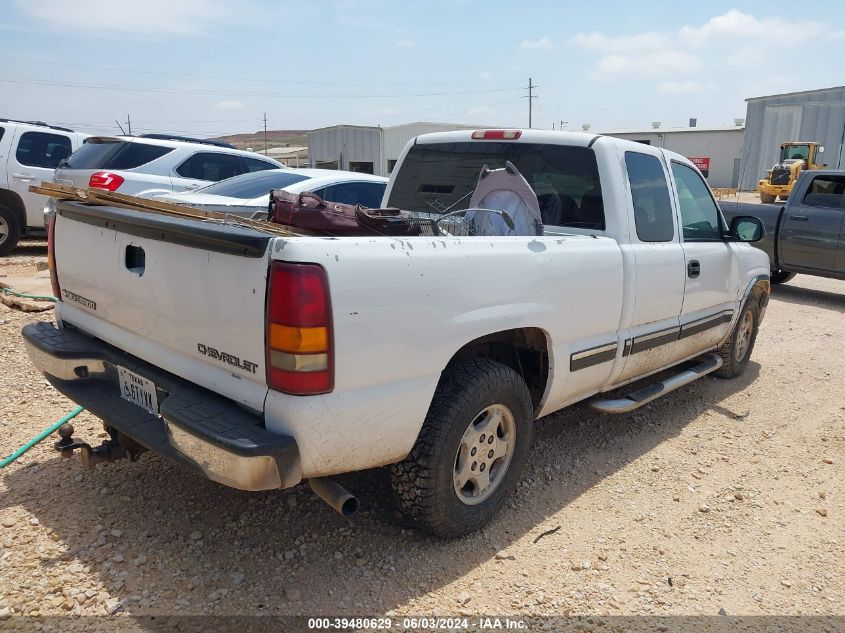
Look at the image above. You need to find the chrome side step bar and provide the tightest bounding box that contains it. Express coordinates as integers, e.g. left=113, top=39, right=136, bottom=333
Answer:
left=590, top=353, right=723, bottom=414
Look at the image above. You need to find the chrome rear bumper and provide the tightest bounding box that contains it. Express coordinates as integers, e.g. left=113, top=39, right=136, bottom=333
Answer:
left=22, top=321, right=301, bottom=491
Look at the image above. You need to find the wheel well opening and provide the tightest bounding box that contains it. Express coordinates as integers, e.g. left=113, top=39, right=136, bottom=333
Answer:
left=0, top=189, right=26, bottom=229
left=449, top=328, right=550, bottom=414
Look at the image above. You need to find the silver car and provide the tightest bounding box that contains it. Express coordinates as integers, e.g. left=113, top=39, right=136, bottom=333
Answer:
left=157, top=168, right=388, bottom=218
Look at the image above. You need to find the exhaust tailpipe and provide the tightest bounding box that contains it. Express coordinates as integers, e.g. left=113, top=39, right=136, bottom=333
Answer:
left=308, top=477, right=359, bottom=517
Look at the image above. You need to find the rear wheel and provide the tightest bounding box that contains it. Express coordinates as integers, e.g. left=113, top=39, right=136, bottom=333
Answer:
left=0, top=205, right=22, bottom=257
left=390, top=358, right=533, bottom=538
left=759, top=192, right=776, bottom=204
left=770, top=270, right=796, bottom=285
left=777, top=194, right=789, bottom=201
left=714, top=298, right=760, bottom=378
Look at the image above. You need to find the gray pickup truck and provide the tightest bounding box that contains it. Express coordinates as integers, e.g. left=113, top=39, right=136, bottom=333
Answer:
left=721, top=170, right=845, bottom=284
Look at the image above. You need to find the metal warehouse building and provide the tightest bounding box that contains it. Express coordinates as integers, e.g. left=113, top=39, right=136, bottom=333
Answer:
left=601, top=126, right=745, bottom=188
left=307, top=122, right=484, bottom=177
left=740, top=86, right=845, bottom=191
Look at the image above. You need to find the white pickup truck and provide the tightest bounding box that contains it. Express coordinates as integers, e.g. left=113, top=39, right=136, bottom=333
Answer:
left=23, top=129, right=771, bottom=537
left=0, top=119, right=88, bottom=255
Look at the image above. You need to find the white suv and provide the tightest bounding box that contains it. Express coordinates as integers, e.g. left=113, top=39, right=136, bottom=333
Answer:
left=0, top=118, right=89, bottom=256
left=53, top=134, right=284, bottom=201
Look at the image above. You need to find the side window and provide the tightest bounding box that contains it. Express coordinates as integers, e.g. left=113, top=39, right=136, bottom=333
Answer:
left=625, top=152, right=674, bottom=242
left=176, top=152, right=240, bottom=182
left=242, top=157, right=277, bottom=173
left=671, top=162, right=723, bottom=240
left=108, top=143, right=173, bottom=170
left=15, top=131, right=73, bottom=168
left=802, top=175, right=845, bottom=209
left=0, top=126, right=5, bottom=142
left=322, top=182, right=386, bottom=207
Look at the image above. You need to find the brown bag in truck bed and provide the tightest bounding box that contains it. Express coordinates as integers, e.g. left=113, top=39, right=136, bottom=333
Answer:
left=268, top=190, right=420, bottom=236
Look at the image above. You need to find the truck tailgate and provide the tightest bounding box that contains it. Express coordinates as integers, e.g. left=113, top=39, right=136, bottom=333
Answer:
left=52, top=201, right=273, bottom=410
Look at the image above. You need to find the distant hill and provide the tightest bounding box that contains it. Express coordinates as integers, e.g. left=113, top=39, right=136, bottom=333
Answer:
left=209, top=129, right=309, bottom=151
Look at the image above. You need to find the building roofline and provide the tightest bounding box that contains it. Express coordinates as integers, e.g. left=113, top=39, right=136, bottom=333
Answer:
left=308, top=124, right=381, bottom=133
left=309, top=121, right=503, bottom=133
left=600, top=126, right=744, bottom=135
left=745, top=85, right=845, bottom=102
left=383, top=121, right=498, bottom=130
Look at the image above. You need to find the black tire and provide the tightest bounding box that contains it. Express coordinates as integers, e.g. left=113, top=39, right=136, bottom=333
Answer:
left=390, top=358, right=533, bottom=538
left=778, top=194, right=789, bottom=201
left=0, top=205, right=22, bottom=257
left=759, top=192, right=776, bottom=204
left=714, top=298, right=760, bottom=378
left=770, top=270, right=796, bottom=285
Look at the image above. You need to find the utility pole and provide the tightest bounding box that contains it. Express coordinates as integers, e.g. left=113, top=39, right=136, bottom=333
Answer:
left=263, top=113, right=268, bottom=155
left=524, top=78, right=538, bottom=129
left=126, top=115, right=132, bottom=136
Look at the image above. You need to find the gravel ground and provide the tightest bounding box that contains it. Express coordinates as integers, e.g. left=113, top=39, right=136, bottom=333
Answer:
left=0, top=238, right=842, bottom=625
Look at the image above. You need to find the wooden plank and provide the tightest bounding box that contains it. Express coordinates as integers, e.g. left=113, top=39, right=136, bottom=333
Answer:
left=30, top=181, right=303, bottom=237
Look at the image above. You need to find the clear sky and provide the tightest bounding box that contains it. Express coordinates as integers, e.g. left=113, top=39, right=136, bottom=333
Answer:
left=1, top=0, right=844, bottom=138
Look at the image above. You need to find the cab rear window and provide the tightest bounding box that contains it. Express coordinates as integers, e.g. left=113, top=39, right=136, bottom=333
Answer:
left=66, top=140, right=173, bottom=170
left=387, top=142, right=604, bottom=230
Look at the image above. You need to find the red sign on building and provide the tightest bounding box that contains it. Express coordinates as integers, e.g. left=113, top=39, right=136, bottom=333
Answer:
left=688, top=156, right=711, bottom=177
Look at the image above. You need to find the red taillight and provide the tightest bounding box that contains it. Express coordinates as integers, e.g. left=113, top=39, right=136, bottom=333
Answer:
left=266, top=262, right=333, bottom=395
left=46, top=212, right=61, bottom=299
left=471, top=129, right=523, bottom=140
left=88, top=171, right=124, bottom=191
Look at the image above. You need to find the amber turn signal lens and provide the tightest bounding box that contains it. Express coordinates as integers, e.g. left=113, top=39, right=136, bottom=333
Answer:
left=269, top=324, right=328, bottom=354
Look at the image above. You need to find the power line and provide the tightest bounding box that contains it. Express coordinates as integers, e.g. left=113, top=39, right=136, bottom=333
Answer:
left=0, top=55, right=516, bottom=89
left=0, top=76, right=521, bottom=100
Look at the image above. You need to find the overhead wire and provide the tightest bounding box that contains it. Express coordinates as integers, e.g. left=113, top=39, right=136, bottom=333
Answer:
left=0, top=77, right=520, bottom=99
left=0, top=55, right=516, bottom=88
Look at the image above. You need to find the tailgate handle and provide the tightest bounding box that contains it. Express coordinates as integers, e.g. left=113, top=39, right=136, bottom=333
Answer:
left=125, top=245, right=146, bottom=275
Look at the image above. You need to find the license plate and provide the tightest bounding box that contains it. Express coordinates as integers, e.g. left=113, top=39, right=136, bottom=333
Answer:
left=117, top=366, right=159, bottom=415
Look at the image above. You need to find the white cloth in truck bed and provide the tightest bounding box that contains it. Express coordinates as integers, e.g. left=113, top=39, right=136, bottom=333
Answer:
left=465, top=162, right=543, bottom=236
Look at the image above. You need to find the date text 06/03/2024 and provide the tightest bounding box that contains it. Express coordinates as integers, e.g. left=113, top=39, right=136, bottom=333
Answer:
left=307, top=617, right=528, bottom=630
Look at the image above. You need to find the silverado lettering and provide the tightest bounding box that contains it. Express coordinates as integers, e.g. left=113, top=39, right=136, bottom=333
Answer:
left=61, top=289, right=96, bottom=311
left=197, top=343, right=258, bottom=374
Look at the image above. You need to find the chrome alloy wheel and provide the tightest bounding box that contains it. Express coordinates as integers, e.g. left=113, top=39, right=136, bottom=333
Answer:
left=0, top=215, right=8, bottom=243
left=453, top=404, right=516, bottom=506
left=734, top=310, right=754, bottom=362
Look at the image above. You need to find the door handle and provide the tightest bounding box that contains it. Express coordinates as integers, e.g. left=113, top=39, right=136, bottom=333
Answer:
left=790, top=215, right=809, bottom=221
left=687, top=260, right=701, bottom=278
left=12, top=173, right=33, bottom=181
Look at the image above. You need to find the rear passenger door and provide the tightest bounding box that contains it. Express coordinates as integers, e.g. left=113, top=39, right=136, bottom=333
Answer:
left=614, top=150, right=687, bottom=384
left=670, top=161, right=739, bottom=355
left=779, top=174, right=845, bottom=273
left=7, top=130, right=74, bottom=228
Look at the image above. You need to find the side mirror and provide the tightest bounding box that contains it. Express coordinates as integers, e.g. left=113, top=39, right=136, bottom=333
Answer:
left=818, top=146, right=825, bottom=153
left=728, top=215, right=764, bottom=243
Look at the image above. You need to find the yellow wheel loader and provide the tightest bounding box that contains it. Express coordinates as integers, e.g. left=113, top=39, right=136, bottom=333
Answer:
left=757, top=142, right=826, bottom=203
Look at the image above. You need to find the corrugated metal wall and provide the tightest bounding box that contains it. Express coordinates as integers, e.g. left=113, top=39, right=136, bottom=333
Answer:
left=382, top=123, right=481, bottom=175
left=306, top=126, right=382, bottom=172
left=606, top=129, right=745, bottom=188
left=740, top=87, right=845, bottom=190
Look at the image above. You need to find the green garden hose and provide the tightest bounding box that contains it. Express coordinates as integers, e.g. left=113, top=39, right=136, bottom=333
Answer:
left=0, top=287, right=57, bottom=302
left=0, top=406, right=84, bottom=469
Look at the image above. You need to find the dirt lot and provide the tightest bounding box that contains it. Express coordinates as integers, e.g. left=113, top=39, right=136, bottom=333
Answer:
left=0, top=238, right=842, bottom=624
